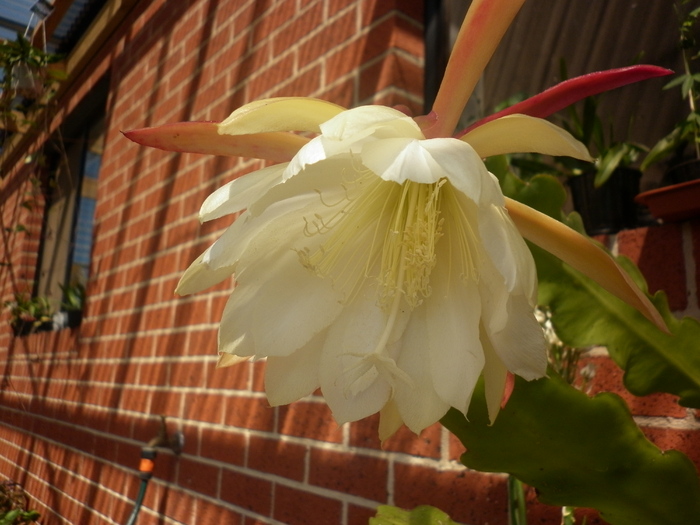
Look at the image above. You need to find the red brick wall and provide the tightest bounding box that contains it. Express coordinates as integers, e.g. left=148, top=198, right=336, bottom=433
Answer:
left=0, top=1, right=698, bottom=524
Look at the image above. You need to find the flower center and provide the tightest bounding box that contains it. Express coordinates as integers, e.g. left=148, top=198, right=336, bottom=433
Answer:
left=298, top=170, right=444, bottom=311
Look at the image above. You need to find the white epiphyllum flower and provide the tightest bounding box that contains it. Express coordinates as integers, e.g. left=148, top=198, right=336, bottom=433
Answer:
left=125, top=0, right=668, bottom=439
left=178, top=103, right=590, bottom=437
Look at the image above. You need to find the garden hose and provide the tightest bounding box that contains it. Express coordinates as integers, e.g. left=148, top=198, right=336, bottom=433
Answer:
left=124, top=416, right=183, bottom=525
left=124, top=447, right=156, bottom=525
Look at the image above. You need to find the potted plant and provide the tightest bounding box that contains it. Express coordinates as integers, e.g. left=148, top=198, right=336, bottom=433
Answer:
left=641, top=0, right=700, bottom=181
left=0, top=33, right=64, bottom=136
left=4, top=292, right=53, bottom=337
left=510, top=72, right=648, bottom=235
left=58, top=281, right=85, bottom=328
left=635, top=1, right=700, bottom=222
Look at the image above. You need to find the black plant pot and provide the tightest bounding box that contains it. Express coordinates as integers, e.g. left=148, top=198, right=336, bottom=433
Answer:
left=11, top=319, right=53, bottom=337
left=663, top=158, right=700, bottom=185
left=568, top=167, right=642, bottom=236
left=65, top=310, right=83, bottom=328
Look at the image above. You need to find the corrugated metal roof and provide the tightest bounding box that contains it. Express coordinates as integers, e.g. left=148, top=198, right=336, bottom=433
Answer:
left=0, top=0, right=105, bottom=53
left=483, top=0, right=687, bottom=154
left=432, top=0, right=695, bottom=190
left=0, top=0, right=43, bottom=41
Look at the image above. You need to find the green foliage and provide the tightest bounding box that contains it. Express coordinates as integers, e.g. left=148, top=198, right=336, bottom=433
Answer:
left=538, top=243, right=700, bottom=406
left=0, top=482, right=40, bottom=525
left=456, top=163, right=700, bottom=523
left=558, top=92, right=645, bottom=187
left=4, top=292, right=52, bottom=326
left=59, top=282, right=85, bottom=312
left=503, top=60, right=647, bottom=187
left=0, top=33, right=64, bottom=137
left=0, top=34, right=63, bottom=73
left=641, top=0, right=700, bottom=170
left=369, top=505, right=457, bottom=525
left=507, top=171, right=700, bottom=406
left=507, top=476, right=527, bottom=525
left=441, top=374, right=700, bottom=525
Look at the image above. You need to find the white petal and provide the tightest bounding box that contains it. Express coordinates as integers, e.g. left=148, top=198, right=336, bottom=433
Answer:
left=478, top=203, right=538, bottom=298
left=425, top=242, right=484, bottom=413
left=461, top=114, right=593, bottom=160
left=176, top=247, right=235, bottom=296
left=420, top=138, right=491, bottom=203
left=219, top=287, right=258, bottom=357
left=220, top=247, right=343, bottom=358
left=248, top=157, right=349, bottom=218
left=483, top=292, right=548, bottom=380
left=480, top=330, right=509, bottom=424
left=199, top=164, right=287, bottom=222
left=283, top=136, right=330, bottom=180
left=265, top=331, right=325, bottom=405
left=361, top=138, right=443, bottom=184
left=378, top=400, right=404, bottom=442
left=319, top=105, right=421, bottom=141
left=393, top=306, right=450, bottom=433
left=218, top=97, right=345, bottom=135
left=217, top=353, right=250, bottom=368
left=319, top=283, right=397, bottom=425
left=206, top=193, right=316, bottom=271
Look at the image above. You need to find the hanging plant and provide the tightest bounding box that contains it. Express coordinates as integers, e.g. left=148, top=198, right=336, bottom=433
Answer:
left=0, top=33, right=65, bottom=136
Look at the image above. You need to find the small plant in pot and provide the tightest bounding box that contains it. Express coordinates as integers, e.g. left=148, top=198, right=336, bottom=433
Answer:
left=4, top=292, right=53, bottom=337
left=512, top=74, right=648, bottom=235
left=0, top=33, right=64, bottom=136
left=641, top=0, right=700, bottom=183
left=58, top=281, right=85, bottom=328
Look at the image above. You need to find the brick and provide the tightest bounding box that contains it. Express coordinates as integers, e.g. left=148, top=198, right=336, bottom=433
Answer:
left=199, top=426, right=246, bottom=465
left=361, top=0, right=424, bottom=26
left=271, top=2, right=324, bottom=57
left=298, top=8, right=357, bottom=66
left=177, top=457, right=220, bottom=497
left=616, top=225, right=687, bottom=311
left=197, top=498, right=244, bottom=525
left=579, top=355, right=687, bottom=418
left=393, top=463, right=508, bottom=525
left=348, top=414, right=442, bottom=458
left=308, top=448, right=388, bottom=501
left=273, top=484, right=343, bottom=525
left=183, top=391, right=226, bottom=424
left=348, top=504, right=379, bottom=525
left=359, top=52, right=423, bottom=101
left=249, top=360, right=265, bottom=392
left=641, top=426, right=700, bottom=470
left=168, top=359, right=207, bottom=388
left=206, top=355, right=250, bottom=390
left=162, top=487, right=199, bottom=524
left=269, top=65, right=322, bottom=99
left=223, top=396, right=275, bottom=432
left=219, top=469, right=272, bottom=516
left=691, top=219, right=700, bottom=303
left=247, top=435, right=306, bottom=481
left=277, top=401, right=343, bottom=443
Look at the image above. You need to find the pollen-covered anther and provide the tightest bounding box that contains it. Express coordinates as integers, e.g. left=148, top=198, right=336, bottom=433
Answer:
left=380, top=180, right=444, bottom=309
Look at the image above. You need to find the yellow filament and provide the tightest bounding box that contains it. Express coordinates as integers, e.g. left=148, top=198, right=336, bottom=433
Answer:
left=298, top=169, right=484, bottom=398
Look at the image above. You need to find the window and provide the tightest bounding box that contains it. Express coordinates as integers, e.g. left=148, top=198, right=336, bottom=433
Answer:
left=36, top=76, right=107, bottom=328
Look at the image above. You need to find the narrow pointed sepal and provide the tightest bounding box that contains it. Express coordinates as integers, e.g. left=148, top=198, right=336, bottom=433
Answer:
left=218, top=97, right=346, bottom=135
left=505, top=198, right=668, bottom=332
left=123, top=122, right=308, bottom=162
left=217, top=352, right=251, bottom=368
left=462, top=114, right=592, bottom=160
left=461, top=65, right=672, bottom=135
left=428, top=0, right=526, bottom=138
